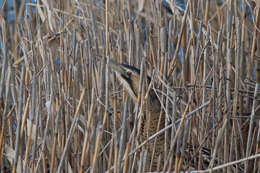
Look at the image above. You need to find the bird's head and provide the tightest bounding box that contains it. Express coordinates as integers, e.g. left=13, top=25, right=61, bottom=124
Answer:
left=110, top=61, right=161, bottom=112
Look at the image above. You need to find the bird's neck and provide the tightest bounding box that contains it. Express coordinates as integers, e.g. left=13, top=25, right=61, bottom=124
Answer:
left=146, top=90, right=161, bottom=113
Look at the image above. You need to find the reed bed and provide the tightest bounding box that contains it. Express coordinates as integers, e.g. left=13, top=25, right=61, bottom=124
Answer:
left=0, top=0, right=260, bottom=172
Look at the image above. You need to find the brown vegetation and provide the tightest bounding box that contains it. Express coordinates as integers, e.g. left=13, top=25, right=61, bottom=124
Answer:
left=0, top=0, right=260, bottom=172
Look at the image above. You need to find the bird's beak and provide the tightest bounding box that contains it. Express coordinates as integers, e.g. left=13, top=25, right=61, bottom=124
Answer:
left=109, top=60, right=138, bottom=101
left=109, top=60, right=130, bottom=80
left=96, top=55, right=130, bottom=79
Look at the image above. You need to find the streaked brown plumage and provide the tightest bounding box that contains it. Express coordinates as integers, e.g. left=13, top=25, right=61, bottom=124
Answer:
left=110, top=62, right=217, bottom=172
left=109, top=61, right=246, bottom=172
left=109, top=62, right=175, bottom=171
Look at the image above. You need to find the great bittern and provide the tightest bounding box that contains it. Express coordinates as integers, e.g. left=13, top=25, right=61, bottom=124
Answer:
left=111, top=63, right=165, bottom=170
left=109, top=60, right=182, bottom=171
left=108, top=60, right=246, bottom=172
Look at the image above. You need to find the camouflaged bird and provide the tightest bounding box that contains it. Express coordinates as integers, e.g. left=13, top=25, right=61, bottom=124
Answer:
left=108, top=60, right=201, bottom=171
left=108, top=59, right=245, bottom=172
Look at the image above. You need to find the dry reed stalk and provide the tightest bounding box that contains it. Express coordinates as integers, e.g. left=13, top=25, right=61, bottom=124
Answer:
left=57, top=89, right=85, bottom=172
left=90, top=125, right=102, bottom=173
left=122, top=141, right=131, bottom=173
left=23, top=96, right=32, bottom=171
left=49, top=96, right=61, bottom=173
left=0, top=19, right=7, bottom=99
left=244, top=7, right=260, bottom=173
left=20, top=96, right=31, bottom=137
left=79, top=89, right=95, bottom=173
left=1, top=0, right=260, bottom=172
left=231, top=18, right=241, bottom=169
left=199, top=152, right=260, bottom=173
left=168, top=0, right=190, bottom=77
left=117, top=97, right=128, bottom=172
left=0, top=67, right=11, bottom=171
left=12, top=67, right=25, bottom=173
left=223, top=1, right=233, bottom=172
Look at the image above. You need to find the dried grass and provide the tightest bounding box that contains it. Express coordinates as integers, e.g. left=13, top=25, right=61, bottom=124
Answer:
left=0, top=0, right=260, bottom=173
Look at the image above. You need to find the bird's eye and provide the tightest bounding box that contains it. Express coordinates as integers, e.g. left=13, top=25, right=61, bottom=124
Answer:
left=121, top=71, right=131, bottom=80
left=126, top=72, right=131, bottom=76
